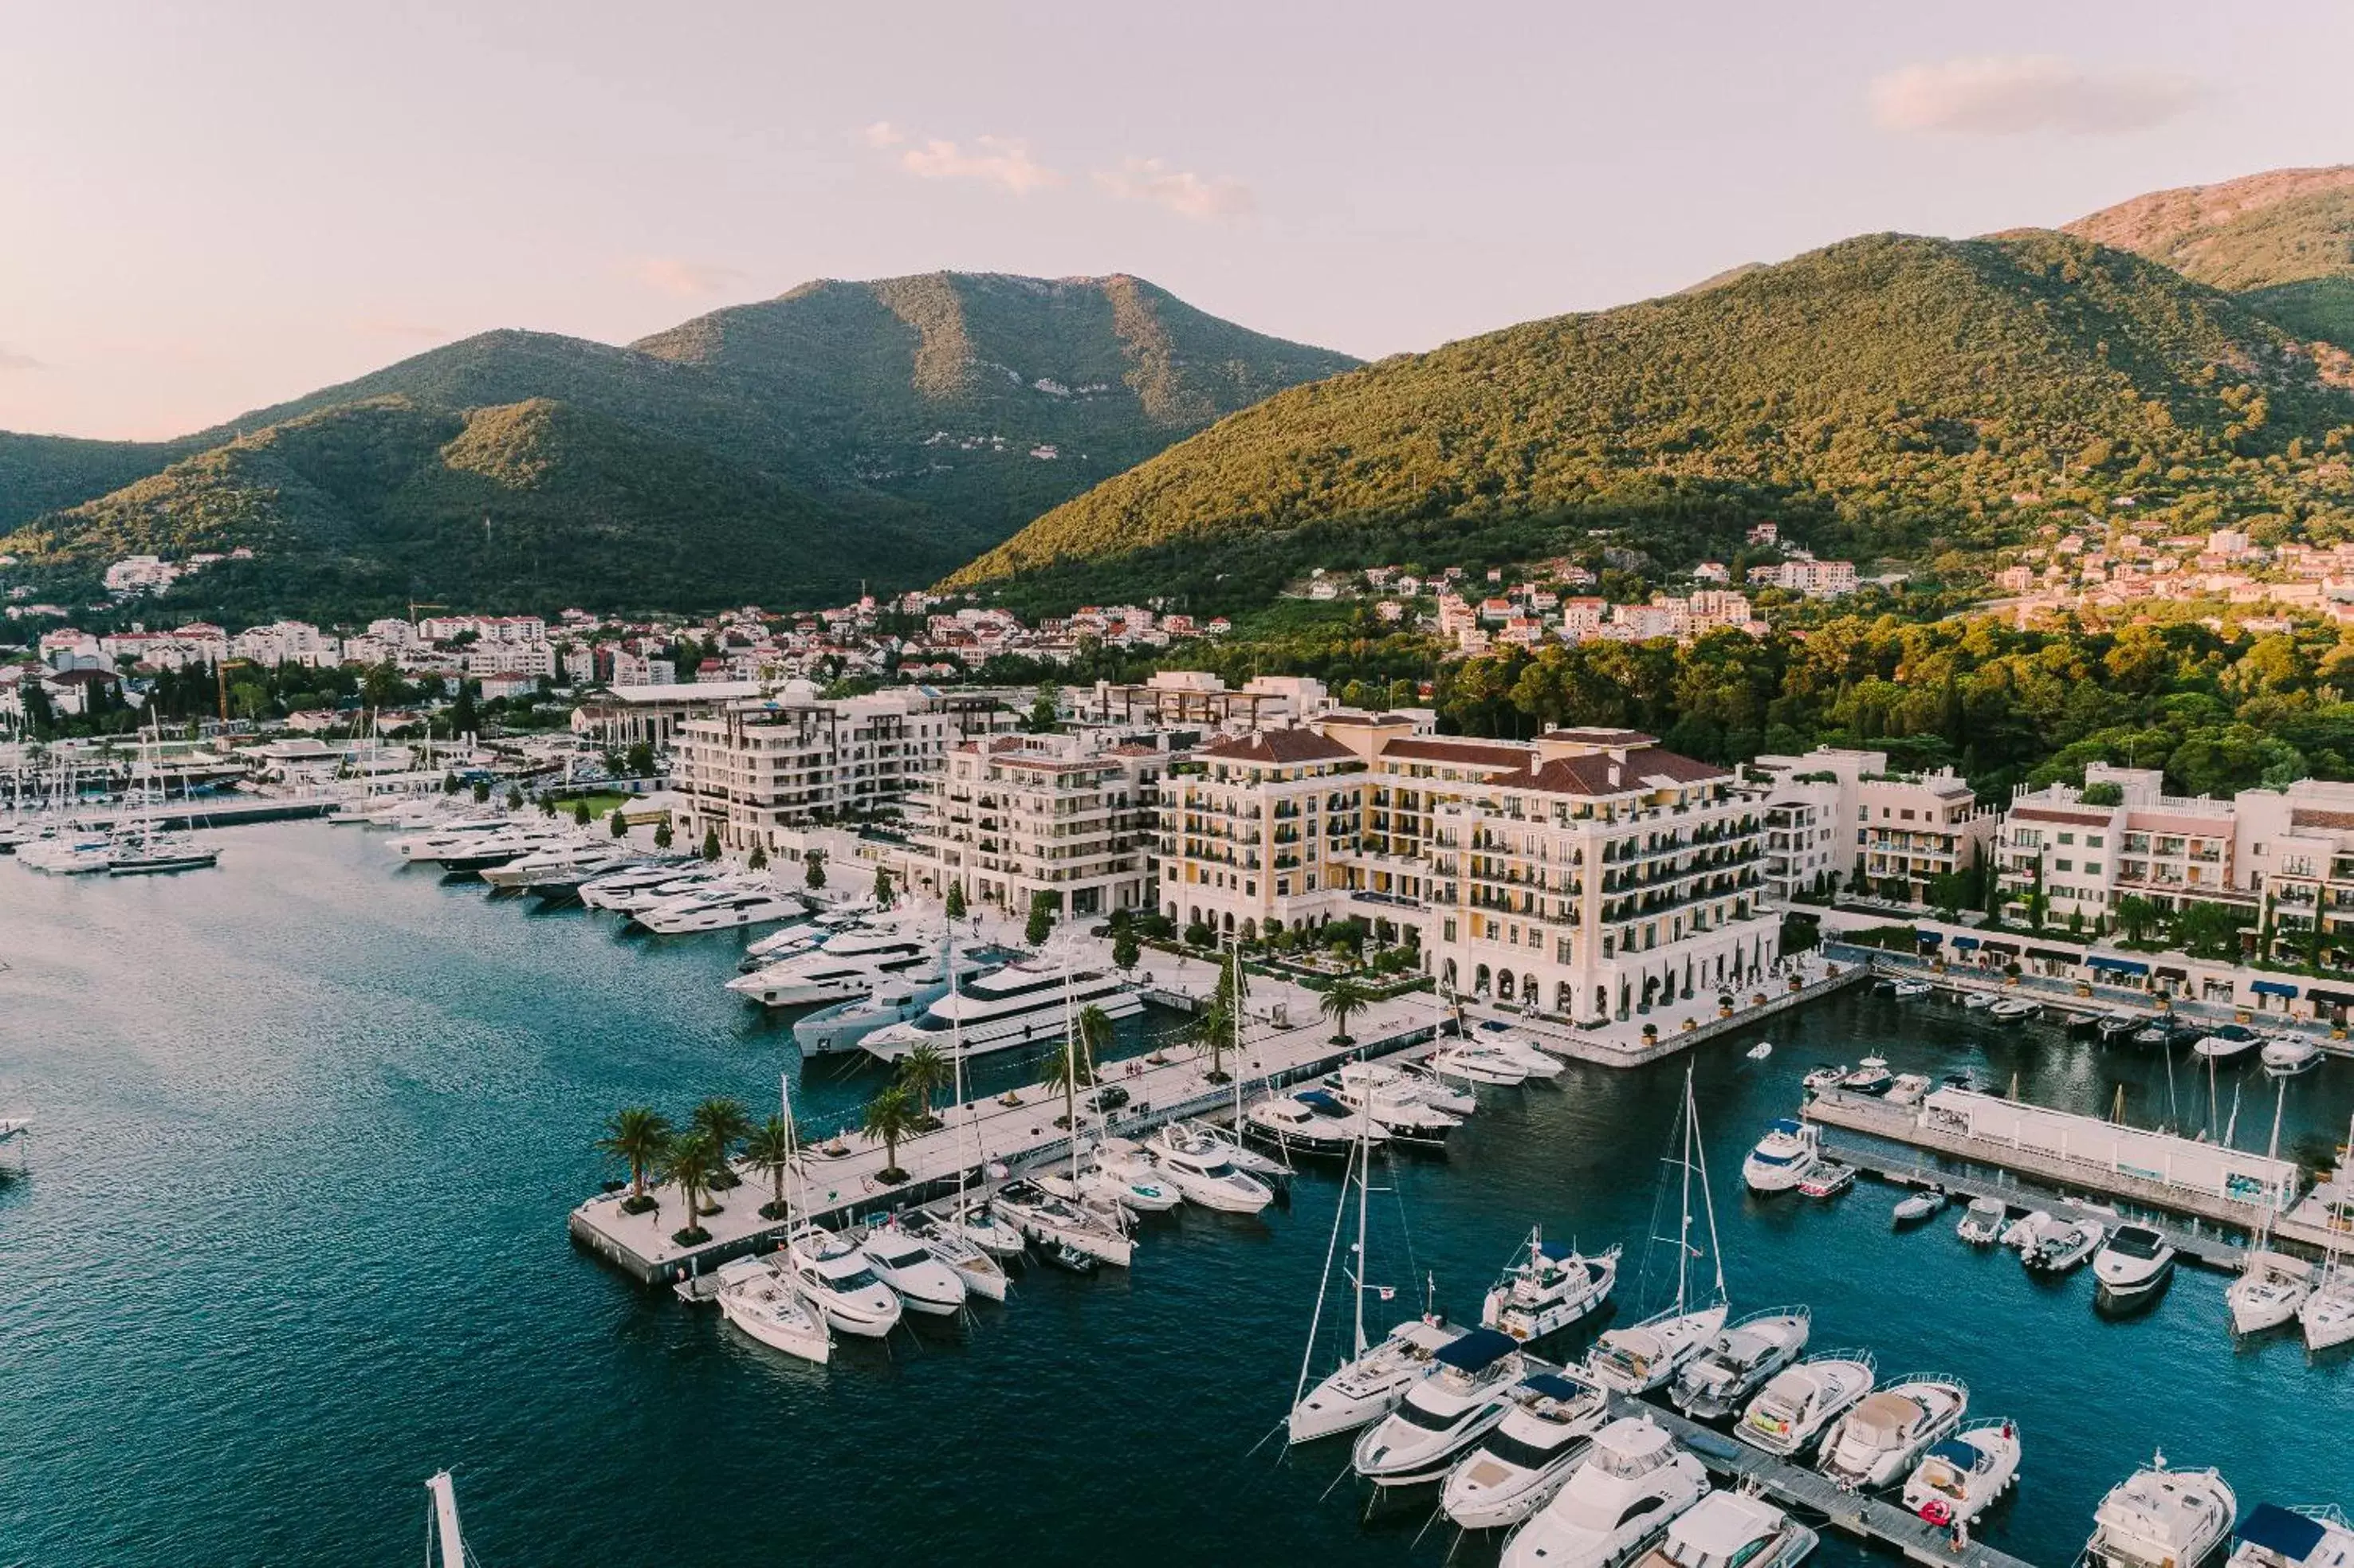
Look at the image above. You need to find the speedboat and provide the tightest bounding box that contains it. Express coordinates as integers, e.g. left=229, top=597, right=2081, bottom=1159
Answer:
left=1886, top=1073, right=1933, bottom=1107
left=990, top=1179, right=1133, bottom=1267
left=2083, top=1455, right=2238, bottom=1568
left=1325, top=1063, right=1460, bottom=1147
left=1244, top=1091, right=1384, bottom=1159
left=1901, top=1418, right=2021, bottom=1528
left=1955, top=1197, right=2007, bottom=1245
left=1480, top=1228, right=1621, bottom=1344
left=863, top=961, right=1145, bottom=1062
left=2229, top=1252, right=2314, bottom=1336
left=2097, top=1012, right=2145, bottom=1044
left=1078, top=1143, right=1183, bottom=1213
left=1287, top=1317, right=1465, bottom=1445
left=1817, top=1374, right=1968, bottom=1490
left=635, top=882, right=801, bottom=934
left=1963, top=991, right=1996, bottom=1012
left=784, top=1225, right=905, bottom=1338
left=2195, top=1025, right=2262, bottom=1060
left=1989, top=997, right=2039, bottom=1023
left=2230, top=1503, right=2354, bottom=1568
left=1742, top=1119, right=1822, bottom=1194
left=856, top=1224, right=970, bottom=1316
left=1440, top=1371, right=1613, bottom=1531
left=1735, top=1350, right=1877, bottom=1457
left=2262, top=1037, right=2324, bottom=1077
left=711, top=1255, right=831, bottom=1364
left=886, top=1211, right=1008, bottom=1302
left=1801, top=1064, right=1846, bottom=1094
left=1143, top=1124, right=1274, bottom=1212
left=1892, top=1186, right=1947, bottom=1227
left=1890, top=977, right=1932, bottom=1000
left=1841, top=1057, right=1896, bottom=1094
left=2000, top=1210, right=2054, bottom=1253
left=2024, top=1217, right=2105, bottom=1275
left=1499, top=1417, right=1708, bottom=1568
left=1584, top=1301, right=1730, bottom=1395
left=1670, top=1307, right=1811, bottom=1421
left=1797, top=1162, right=1855, bottom=1200
left=1432, top=1043, right=1533, bottom=1087
left=1351, top=1326, right=1523, bottom=1487
left=2093, top=1225, right=2178, bottom=1311
left=1629, top=1488, right=1818, bottom=1568
left=2305, top=1265, right=2354, bottom=1352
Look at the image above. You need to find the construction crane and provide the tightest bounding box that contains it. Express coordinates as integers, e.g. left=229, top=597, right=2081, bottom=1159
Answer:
left=214, top=658, right=253, bottom=725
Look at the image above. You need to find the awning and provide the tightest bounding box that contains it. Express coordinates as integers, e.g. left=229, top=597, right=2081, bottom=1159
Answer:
left=2238, top=1506, right=2326, bottom=1562
left=1916, top=932, right=1943, bottom=945
left=2154, top=966, right=2187, bottom=980
left=1979, top=941, right=2018, bottom=957
left=2087, top=956, right=2149, bottom=976
left=2026, top=948, right=2077, bottom=964
left=1952, top=936, right=1981, bottom=949
left=2251, top=980, right=2299, bottom=998
left=2305, top=988, right=2354, bottom=1008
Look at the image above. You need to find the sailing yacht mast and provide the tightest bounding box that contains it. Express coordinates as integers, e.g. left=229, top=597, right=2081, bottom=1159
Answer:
left=947, top=930, right=975, bottom=1224
left=425, top=1470, right=467, bottom=1568
left=1690, top=1067, right=1727, bottom=1303
left=1352, top=1092, right=1372, bottom=1358
left=1676, top=1064, right=1696, bottom=1313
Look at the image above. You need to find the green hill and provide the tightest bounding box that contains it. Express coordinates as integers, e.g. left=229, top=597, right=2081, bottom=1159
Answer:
left=0, top=431, right=191, bottom=532
left=947, top=232, right=2354, bottom=605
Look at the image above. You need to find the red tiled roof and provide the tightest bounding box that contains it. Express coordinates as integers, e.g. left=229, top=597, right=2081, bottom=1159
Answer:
left=1198, top=727, right=1356, bottom=764
left=2290, top=808, right=2354, bottom=831
left=1484, top=745, right=1727, bottom=796
left=2010, top=807, right=2112, bottom=826
left=1377, top=737, right=1531, bottom=769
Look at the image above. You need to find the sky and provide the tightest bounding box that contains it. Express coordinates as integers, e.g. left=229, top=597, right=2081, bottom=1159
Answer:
left=2, top=0, right=2348, bottom=442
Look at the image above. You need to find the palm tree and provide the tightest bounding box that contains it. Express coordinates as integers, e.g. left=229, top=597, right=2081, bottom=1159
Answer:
left=1043, top=1024, right=1098, bottom=1131
left=1191, top=1000, right=1233, bottom=1083
left=658, top=1130, right=723, bottom=1243
left=1076, top=1004, right=1114, bottom=1079
left=744, top=1115, right=795, bottom=1221
left=862, top=1084, right=921, bottom=1183
left=895, top=1042, right=952, bottom=1122
left=597, top=1106, right=671, bottom=1212
left=690, top=1096, right=753, bottom=1189
left=1319, top=977, right=1372, bottom=1047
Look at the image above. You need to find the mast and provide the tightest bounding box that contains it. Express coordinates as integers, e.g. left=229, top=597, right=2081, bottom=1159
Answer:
left=1291, top=1065, right=1366, bottom=1419
left=778, top=1071, right=800, bottom=1234
left=1063, top=958, right=1082, bottom=1183
left=425, top=1471, right=466, bottom=1568
left=947, top=926, right=973, bottom=1223
left=1353, top=1094, right=1372, bottom=1357
left=1676, top=1063, right=1696, bottom=1312
left=1689, top=1066, right=1726, bottom=1301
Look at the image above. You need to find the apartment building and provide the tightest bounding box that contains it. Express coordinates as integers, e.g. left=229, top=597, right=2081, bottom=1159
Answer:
left=1749, top=747, right=1998, bottom=904
left=1157, top=725, right=1370, bottom=940
left=910, top=732, right=1164, bottom=918
left=1997, top=764, right=2242, bottom=924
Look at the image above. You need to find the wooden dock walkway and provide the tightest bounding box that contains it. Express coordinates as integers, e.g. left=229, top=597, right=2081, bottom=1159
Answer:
left=1619, top=1396, right=2037, bottom=1568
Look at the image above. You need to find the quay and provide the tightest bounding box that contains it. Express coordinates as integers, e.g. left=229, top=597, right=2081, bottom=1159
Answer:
left=1460, top=957, right=1868, bottom=1067
left=1618, top=1396, right=2036, bottom=1568
left=6, top=796, right=335, bottom=835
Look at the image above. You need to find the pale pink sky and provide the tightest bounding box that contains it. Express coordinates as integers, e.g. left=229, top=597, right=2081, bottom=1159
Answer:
left=2, top=0, right=2347, bottom=441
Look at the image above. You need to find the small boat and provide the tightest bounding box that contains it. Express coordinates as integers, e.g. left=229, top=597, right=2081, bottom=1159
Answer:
left=856, top=1225, right=970, bottom=1317
left=2262, top=1037, right=2323, bottom=1077
left=1735, top=1350, right=1877, bottom=1458
left=1143, top=1124, right=1275, bottom=1213
left=2082, top=1454, right=2237, bottom=1568
left=1440, top=1370, right=1613, bottom=1530
left=1747, top=1041, right=1774, bottom=1061
left=1955, top=1197, right=2007, bottom=1246
left=1326, top=1063, right=1460, bottom=1146
left=1353, top=1327, right=1525, bottom=1486
left=1889, top=977, right=1932, bottom=1000
left=1481, top=1228, right=1621, bottom=1344
left=2134, top=1024, right=2175, bottom=1048
left=1901, top=1418, right=2021, bottom=1528
left=1891, top=1187, right=1947, bottom=1227
left=1743, top=1119, right=1823, bottom=1194
left=1817, top=1374, right=1969, bottom=1490
left=1288, top=1318, right=1466, bottom=1445
left=1796, top=1163, right=1855, bottom=1200
left=2230, top=1504, right=2354, bottom=1568
left=2093, top=1224, right=2178, bottom=1312
left=1628, top=1488, right=1818, bottom=1568
left=1841, top=1057, right=1896, bottom=1095
left=1669, top=1307, right=1812, bottom=1421
left=1801, top=1064, right=1846, bottom=1094
left=2097, top=1013, right=2145, bottom=1044
left=1999, top=1209, right=2053, bottom=1253
left=711, top=1255, right=831, bottom=1365
left=2195, top=1029, right=2262, bottom=1060
left=1962, top=992, right=1996, bottom=1012
left=1042, top=1240, right=1098, bottom=1275
left=2025, top=1218, right=2104, bottom=1274
left=2228, top=1251, right=2315, bottom=1336
left=1886, top=1073, right=1933, bottom=1107
left=1988, top=998, right=2040, bottom=1023
left=1499, top=1417, right=1709, bottom=1568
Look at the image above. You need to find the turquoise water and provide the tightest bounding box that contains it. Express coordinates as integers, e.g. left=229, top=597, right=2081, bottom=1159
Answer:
left=2, top=823, right=2349, bottom=1566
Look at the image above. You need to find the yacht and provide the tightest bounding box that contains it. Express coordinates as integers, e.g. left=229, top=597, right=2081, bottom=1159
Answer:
left=1324, top=1063, right=1461, bottom=1147
left=863, top=962, right=1144, bottom=1063
left=1400, top=1065, right=1480, bottom=1118
left=793, top=953, right=988, bottom=1055
left=2083, top=1455, right=2238, bottom=1568
left=989, top=1179, right=1133, bottom=1267
left=2305, top=1264, right=2354, bottom=1352
left=711, top=1256, right=831, bottom=1365
left=576, top=862, right=703, bottom=911
left=1735, top=1350, right=1877, bottom=1457
left=106, top=832, right=218, bottom=875
left=635, top=882, right=801, bottom=934
left=2195, top=1027, right=2262, bottom=1060
left=1669, top=1307, right=1811, bottom=1421
left=1460, top=1020, right=1567, bottom=1080
left=1900, top=1418, right=2021, bottom=1529
left=1480, top=1228, right=1621, bottom=1344
left=388, top=816, right=511, bottom=860
left=1143, top=1124, right=1275, bottom=1212
left=784, top=1225, right=905, bottom=1338
left=1743, top=1119, right=1823, bottom=1194
left=2093, top=1225, right=2179, bottom=1311
left=2229, top=1251, right=2315, bottom=1336
left=1432, top=1043, right=1533, bottom=1087
left=2001, top=1210, right=2055, bottom=1253
left=18, top=830, right=115, bottom=874
left=890, top=1210, right=1010, bottom=1301
left=1244, top=1090, right=1385, bottom=1159
left=855, top=1224, right=970, bottom=1316
left=1077, top=1144, right=1183, bottom=1213
left=439, top=827, right=571, bottom=873
left=1499, top=1417, right=1708, bottom=1568
left=1841, top=1057, right=1895, bottom=1095
left=1289, top=1318, right=1466, bottom=1444
left=1955, top=1198, right=2008, bottom=1245
left=1168, top=1118, right=1294, bottom=1186
left=522, top=851, right=648, bottom=899
left=1351, top=1327, right=1524, bottom=1487
left=2230, top=1504, right=2354, bottom=1568
left=478, top=839, right=615, bottom=890
left=2262, top=1037, right=2324, bottom=1077
left=2024, top=1217, right=2106, bottom=1275
left=1816, top=1374, right=1968, bottom=1490
left=1889, top=977, right=1932, bottom=1000
left=730, top=928, right=941, bottom=1009
left=1440, top=1370, right=1613, bottom=1530
left=1586, top=1301, right=1731, bottom=1395
left=1988, top=997, right=2040, bottom=1023
left=1629, top=1489, right=1818, bottom=1568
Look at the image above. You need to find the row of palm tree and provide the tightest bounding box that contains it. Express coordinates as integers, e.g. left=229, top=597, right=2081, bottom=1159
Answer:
left=597, top=1095, right=800, bottom=1245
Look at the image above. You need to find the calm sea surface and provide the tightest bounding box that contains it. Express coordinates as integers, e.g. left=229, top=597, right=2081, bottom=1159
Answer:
left=2, top=823, right=2349, bottom=1566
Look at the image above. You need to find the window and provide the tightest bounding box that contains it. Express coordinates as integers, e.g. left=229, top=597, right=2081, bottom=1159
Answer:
left=2056, top=859, right=2073, bottom=873
left=2087, top=835, right=2104, bottom=848
left=2084, top=863, right=2102, bottom=876
left=2059, top=831, right=2075, bottom=845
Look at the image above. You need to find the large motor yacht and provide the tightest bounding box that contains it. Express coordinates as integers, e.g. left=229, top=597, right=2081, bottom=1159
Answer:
left=635, top=881, right=801, bottom=934
left=1479, top=1228, right=1621, bottom=1344
left=1351, top=1327, right=1525, bottom=1487
left=1816, top=1374, right=1969, bottom=1490
left=729, top=925, right=944, bottom=1011
left=1742, top=1119, right=1823, bottom=1193
left=1735, top=1350, right=1877, bottom=1458
left=1440, top=1370, right=1613, bottom=1531
left=1629, top=1489, right=1818, bottom=1568
left=1499, top=1417, right=1709, bottom=1568
left=2082, top=1455, right=2238, bottom=1568
left=2229, top=1504, right=2354, bottom=1568
left=855, top=1226, right=969, bottom=1317
left=1669, top=1307, right=1812, bottom=1421
left=478, top=839, right=619, bottom=890
left=862, top=961, right=1144, bottom=1063
left=576, top=861, right=702, bottom=911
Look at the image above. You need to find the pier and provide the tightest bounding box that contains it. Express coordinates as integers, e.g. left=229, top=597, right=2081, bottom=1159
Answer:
left=1458, top=959, right=1869, bottom=1067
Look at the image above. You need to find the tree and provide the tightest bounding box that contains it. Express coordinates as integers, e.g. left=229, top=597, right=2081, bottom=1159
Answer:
left=1028, top=682, right=1061, bottom=733
left=653, top=818, right=674, bottom=851
left=744, top=1115, right=796, bottom=1221
left=472, top=779, right=492, bottom=804
left=1184, top=919, right=1216, bottom=949
left=873, top=865, right=894, bottom=908
left=1026, top=890, right=1057, bottom=947
left=861, top=1084, right=921, bottom=1184
left=1077, top=1005, right=1114, bottom=1079
left=690, top=1096, right=753, bottom=1190
left=597, top=1106, right=671, bottom=1212
left=1112, top=930, right=1140, bottom=970
left=540, top=795, right=558, bottom=818
left=1319, top=977, right=1372, bottom=1046
left=506, top=786, right=525, bottom=811
left=573, top=799, right=591, bottom=826
left=1043, top=1023, right=1098, bottom=1130
left=610, top=808, right=630, bottom=839
left=944, top=880, right=967, bottom=921
left=658, top=1131, right=722, bottom=1244
left=2116, top=894, right=2158, bottom=944
left=748, top=843, right=768, bottom=871
left=896, top=1042, right=951, bottom=1119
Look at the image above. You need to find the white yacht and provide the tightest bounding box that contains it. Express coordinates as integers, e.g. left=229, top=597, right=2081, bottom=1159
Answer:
left=1586, top=1302, right=1731, bottom=1396
left=1901, top=1419, right=2021, bottom=1529
left=2083, top=1456, right=2238, bottom=1568
left=1432, top=1043, right=1533, bottom=1087
left=1499, top=1417, right=1708, bottom=1568
left=1244, top=1090, right=1386, bottom=1159
left=1323, top=1062, right=1461, bottom=1147
left=388, top=816, right=509, bottom=860
left=1440, top=1370, right=1613, bottom=1530
left=1351, top=1326, right=1524, bottom=1487
left=2305, top=1264, right=2354, bottom=1353
left=989, top=1179, right=1134, bottom=1267
left=1480, top=1228, right=1621, bottom=1344
left=1460, top=1020, right=1567, bottom=1080
left=597, top=868, right=748, bottom=916
left=1817, top=1374, right=1968, bottom=1490
left=784, top=1225, right=904, bottom=1338
left=2024, top=1217, right=2106, bottom=1275
left=2230, top=1504, right=2354, bottom=1568
left=2093, top=1225, right=2179, bottom=1311
left=855, top=1225, right=970, bottom=1316
left=1176, top=1118, right=1295, bottom=1185
left=1078, top=1143, right=1184, bottom=1213
left=2000, top=1209, right=2055, bottom=1253
left=1143, top=1123, right=1275, bottom=1212
left=730, top=928, right=940, bottom=1009
left=2195, top=1031, right=2262, bottom=1060
left=1669, top=1307, right=1811, bottom=1421
left=1399, top=1064, right=1480, bottom=1118
left=18, top=830, right=115, bottom=874
left=1630, top=1489, right=1818, bottom=1568
left=438, top=827, right=570, bottom=872
left=478, top=839, right=613, bottom=890
left=862, top=961, right=1143, bottom=1063
left=576, top=861, right=701, bottom=910
left=1841, top=1057, right=1895, bottom=1094
left=1289, top=1318, right=1466, bottom=1444
left=792, top=949, right=988, bottom=1054
left=711, top=1255, right=831, bottom=1365
left=1743, top=1119, right=1823, bottom=1194
left=635, top=881, right=800, bottom=934
left=2262, top=1037, right=2325, bottom=1077
left=1988, top=997, right=2040, bottom=1023
left=521, top=851, right=646, bottom=898
left=889, top=1211, right=1009, bottom=1302
left=2230, top=1251, right=2315, bottom=1336
left=1956, top=1197, right=2008, bottom=1245
left=1735, top=1350, right=1877, bottom=1457
left=106, top=831, right=218, bottom=875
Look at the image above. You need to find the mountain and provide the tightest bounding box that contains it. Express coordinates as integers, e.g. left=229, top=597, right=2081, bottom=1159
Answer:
left=0, top=431, right=192, bottom=533
left=946, top=232, right=2354, bottom=606
left=0, top=273, right=1356, bottom=619
left=2060, top=166, right=2354, bottom=347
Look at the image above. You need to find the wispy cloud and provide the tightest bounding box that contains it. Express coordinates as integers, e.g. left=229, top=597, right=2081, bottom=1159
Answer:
left=1094, top=158, right=1256, bottom=222
left=621, top=256, right=749, bottom=299
left=861, top=122, right=1064, bottom=195
left=1869, top=55, right=2201, bottom=136
left=0, top=345, right=45, bottom=371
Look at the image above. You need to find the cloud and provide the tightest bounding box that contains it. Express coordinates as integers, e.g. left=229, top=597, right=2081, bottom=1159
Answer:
left=898, top=133, right=1063, bottom=195
left=0, top=345, right=44, bottom=371
left=1869, top=55, right=2200, bottom=136
left=622, top=257, right=749, bottom=298
left=1094, top=158, right=1256, bottom=222
left=862, top=121, right=904, bottom=150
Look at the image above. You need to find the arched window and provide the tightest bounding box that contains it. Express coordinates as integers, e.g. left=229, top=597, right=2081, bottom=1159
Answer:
left=1475, top=964, right=1492, bottom=995
left=1497, top=970, right=1515, bottom=1002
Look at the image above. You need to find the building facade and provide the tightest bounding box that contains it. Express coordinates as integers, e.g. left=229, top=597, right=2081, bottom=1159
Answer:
left=909, top=733, right=1163, bottom=918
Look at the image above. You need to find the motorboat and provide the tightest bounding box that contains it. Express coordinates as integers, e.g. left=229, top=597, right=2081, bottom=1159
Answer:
left=2228, top=1251, right=2315, bottom=1336
left=1841, top=1057, right=1896, bottom=1095
left=1796, top=1162, right=1855, bottom=1200
left=1988, top=997, right=2040, bottom=1024
left=1889, top=977, right=1932, bottom=1000
left=1078, top=1142, right=1183, bottom=1213
left=1801, top=1064, right=1846, bottom=1094
left=2231, top=1505, right=2354, bottom=1568
left=2134, top=1024, right=2175, bottom=1048
left=784, top=1225, right=904, bottom=1338
left=2305, top=1265, right=2354, bottom=1352
left=2195, top=1025, right=2262, bottom=1060
left=1289, top=1317, right=1466, bottom=1444
left=1481, top=1228, right=1621, bottom=1344
left=2097, top=1012, right=2145, bottom=1044
left=105, top=833, right=218, bottom=874
left=855, top=1224, right=970, bottom=1316
left=1351, top=1326, right=1525, bottom=1487
left=729, top=929, right=944, bottom=1009
left=1746, top=1041, right=1774, bottom=1061
left=1042, top=1240, right=1098, bottom=1275
left=989, top=1179, right=1133, bottom=1267
left=2000, top=1210, right=2054, bottom=1253
left=1432, top=1043, right=1533, bottom=1087
left=792, top=972, right=959, bottom=1055
left=1891, top=1186, right=1947, bottom=1227
left=1670, top=1307, right=1811, bottom=1421
left=1462, top=1020, right=1568, bottom=1080
left=1955, top=1198, right=2008, bottom=1245
left=1440, top=1370, right=1613, bottom=1530
left=1397, top=1064, right=1480, bottom=1118
left=1886, top=1073, right=1933, bottom=1107
left=1244, top=1091, right=1385, bottom=1159
left=588, top=870, right=737, bottom=916
left=1742, top=1119, right=1822, bottom=1194
left=478, top=839, right=615, bottom=890
left=635, top=882, right=801, bottom=934
left=711, top=1255, right=831, bottom=1365
left=575, top=860, right=701, bottom=910
left=902, top=1204, right=1026, bottom=1266
left=1817, top=1374, right=1969, bottom=1490
left=1735, top=1350, right=1877, bottom=1457
left=1901, top=1418, right=2021, bottom=1528
left=863, top=961, right=1145, bottom=1063
left=2262, top=1037, right=2324, bottom=1077
left=886, top=1211, right=1008, bottom=1302
left=2082, top=1455, right=2238, bottom=1568
left=1143, top=1123, right=1274, bottom=1212
left=2093, top=1225, right=2178, bottom=1311
left=1629, top=1489, right=1818, bottom=1568
left=523, top=851, right=649, bottom=898
left=1165, top=1118, right=1293, bottom=1186
left=1499, top=1417, right=1708, bottom=1568
left=2024, top=1217, right=2105, bottom=1275
left=1324, top=1062, right=1461, bottom=1146
left=1585, top=1302, right=1731, bottom=1395
left=1962, top=991, right=1996, bottom=1012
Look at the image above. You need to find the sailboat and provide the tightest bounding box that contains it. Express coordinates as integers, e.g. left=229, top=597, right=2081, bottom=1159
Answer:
left=2229, top=1078, right=2313, bottom=1336
left=1585, top=1065, right=1731, bottom=1394
left=106, top=725, right=218, bottom=875
left=2301, top=1114, right=2354, bottom=1353
left=905, top=939, right=1020, bottom=1285
left=713, top=1075, right=831, bottom=1364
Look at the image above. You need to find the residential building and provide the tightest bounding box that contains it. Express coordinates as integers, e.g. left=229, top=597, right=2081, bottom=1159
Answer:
left=910, top=731, right=1163, bottom=918
left=1749, top=747, right=1998, bottom=905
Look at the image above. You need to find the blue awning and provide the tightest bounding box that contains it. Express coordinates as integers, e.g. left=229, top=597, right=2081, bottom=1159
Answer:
left=1522, top=1372, right=1596, bottom=1403
left=1435, top=1326, right=1519, bottom=1372
left=1297, top=1090, right=1343, bottom=1111
left=2251, top=980, right=2299, bottom=998
left=2238, top=1506, right=2326, bottom=1562
left=1952, top=936, right=1980, bottom=949
left=1917, top=932, right=1943, bottom=945
left=2087, top=957, right=2149, bottom=976
left=1537, top=1239, right=1578, bottom=1262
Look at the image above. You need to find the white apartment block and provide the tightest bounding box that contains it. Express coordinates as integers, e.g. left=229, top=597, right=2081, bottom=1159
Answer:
left=1748, top=747, right=1997, bottom=904
left=1750, top=559, right=1858, bottom=597
left=230, top=621, right=337, bottom=669
left=910, top=732, right=1164, bottom=918
left=672, top=689, right=986, bottom=847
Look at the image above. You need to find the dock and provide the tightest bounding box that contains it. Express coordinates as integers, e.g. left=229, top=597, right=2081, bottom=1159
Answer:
left=1619, top=1396, right=2036, bottom=1568
left=1463, top=962, right=1869, bottom=1066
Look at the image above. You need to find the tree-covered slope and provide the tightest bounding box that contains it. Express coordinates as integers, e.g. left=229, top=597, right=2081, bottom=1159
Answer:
left=948, top=233, right=2354, bottom=595
left=0, top=431, right=190, bottom=532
